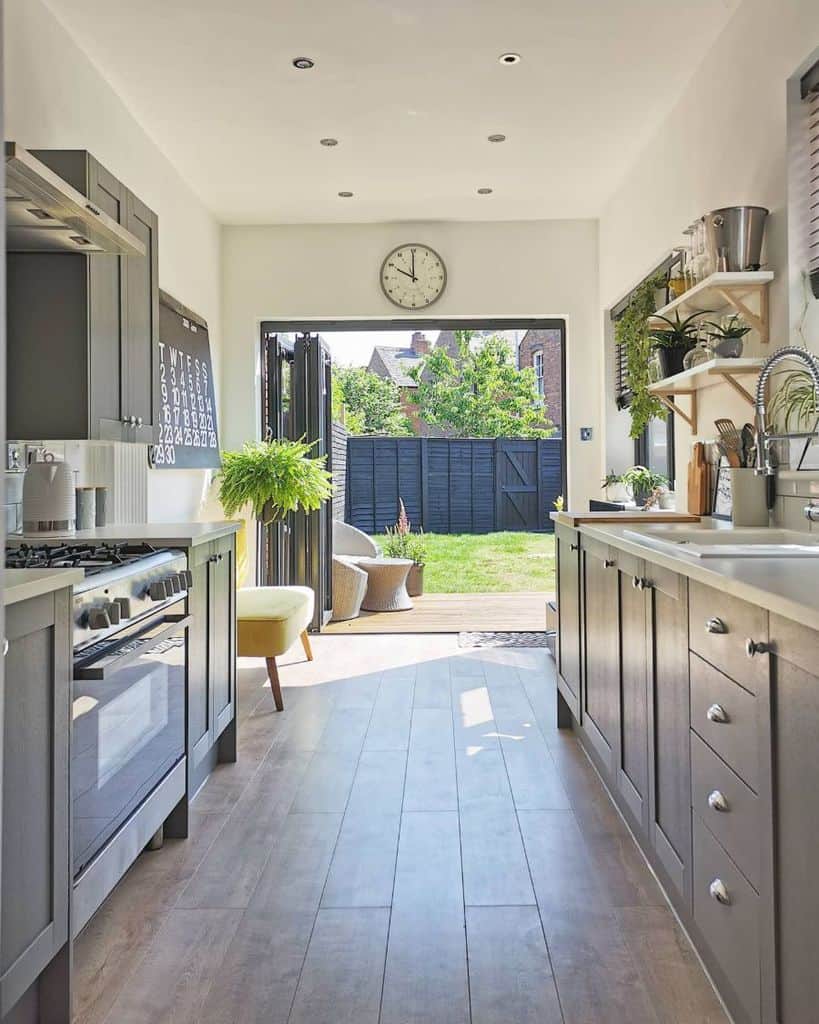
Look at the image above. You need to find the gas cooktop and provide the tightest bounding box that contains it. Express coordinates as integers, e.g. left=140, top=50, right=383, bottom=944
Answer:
left=6, top=541, right=162, bottom=575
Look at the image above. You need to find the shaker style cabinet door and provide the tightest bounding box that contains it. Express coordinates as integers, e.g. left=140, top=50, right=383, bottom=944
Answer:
left=646, top=567, right=691, bottom=910
left=0, top=591, right=71, bottom=1020
left=210, top=537, right=236, bottom=738
left=187, top=552, right=212, bottom=784
left=123, top=190, right=158, bottom=441
left=616, top=556, right=650, bottom=837
left=580, top=538, right=620, bottom=778
left=555, top=525, right=581, bottom=719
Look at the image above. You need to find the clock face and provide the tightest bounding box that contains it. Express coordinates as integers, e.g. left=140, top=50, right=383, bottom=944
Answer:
left=380, top=244, right=447, bottom=309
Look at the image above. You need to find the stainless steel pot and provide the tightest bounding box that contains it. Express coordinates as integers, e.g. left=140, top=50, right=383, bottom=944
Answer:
left=705, top=206, right=769, bottom=272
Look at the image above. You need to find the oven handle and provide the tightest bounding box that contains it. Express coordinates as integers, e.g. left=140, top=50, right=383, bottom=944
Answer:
left=74, top=614, right=192, bottom=681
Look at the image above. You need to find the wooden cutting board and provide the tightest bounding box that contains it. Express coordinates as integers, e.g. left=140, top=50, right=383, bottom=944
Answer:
left=687, top=442, right=709, bottom=515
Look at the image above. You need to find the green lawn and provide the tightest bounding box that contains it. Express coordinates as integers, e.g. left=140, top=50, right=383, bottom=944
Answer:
left=372, top=531, right=556, bottom=593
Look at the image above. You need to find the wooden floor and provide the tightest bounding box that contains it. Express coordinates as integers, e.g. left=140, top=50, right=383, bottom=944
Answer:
left=73, top=635, right=727, bottom=1024
left=323, top=591, right=551, bottom=633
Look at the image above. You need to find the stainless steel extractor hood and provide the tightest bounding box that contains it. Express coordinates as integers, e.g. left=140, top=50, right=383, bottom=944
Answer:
left=5, top=142, right=146, bottom=255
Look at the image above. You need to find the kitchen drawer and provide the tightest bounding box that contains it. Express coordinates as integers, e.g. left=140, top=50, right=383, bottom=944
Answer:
left=690, top=653, right=759, bottom=792
left=693, top=818, right=760, bottom=1024
left=689, top=581, right=768, bottom=695
left=691, top=731, right=760, bottom=891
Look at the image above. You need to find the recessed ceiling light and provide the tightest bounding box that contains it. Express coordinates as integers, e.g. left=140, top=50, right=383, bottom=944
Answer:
left=477, top=187, right=493, bottom=195
left=487, top=133, right=507, bottom=143
left=338, top=191, right=354, bottom=198
left=320, top=138, right=339, bottom=146
left=292, top=57, right=315, bottom=70
left=498, top=52, right=521, bottom=65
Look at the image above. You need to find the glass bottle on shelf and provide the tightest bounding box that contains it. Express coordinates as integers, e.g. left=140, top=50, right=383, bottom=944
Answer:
left=683, top=324, right=714, bottom=370
left=683, top=224, right=697, bottom=289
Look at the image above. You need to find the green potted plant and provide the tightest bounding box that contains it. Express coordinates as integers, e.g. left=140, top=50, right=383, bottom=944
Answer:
left=769, top=369, right=819, bottom=469
left=648, top=310, right=708, bottom=377
left=218, top=438, right=333, bottom=522
left=614, top=274, right=669, bottom=439
left=704, top=314, right=751, bottom=358
left=619, top=465, right=668, bottom=507
left=382, top=499, right=427, bottom=596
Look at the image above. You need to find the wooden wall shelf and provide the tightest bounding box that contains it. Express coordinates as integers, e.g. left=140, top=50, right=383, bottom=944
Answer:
left=649, top=271, right=774, bottom=343
left=647, top=357, right=764, bottom=433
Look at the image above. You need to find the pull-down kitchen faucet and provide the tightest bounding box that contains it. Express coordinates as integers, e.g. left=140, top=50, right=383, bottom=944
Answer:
left=753, top=346, right=819, bottom=518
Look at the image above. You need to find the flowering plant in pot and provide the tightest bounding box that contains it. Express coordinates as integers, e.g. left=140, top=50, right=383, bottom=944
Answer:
left=619, top=465, right=668, bottom=508
left=648, top=310, right=708, bottom=377
left=382, top=499, right=428, bottom=596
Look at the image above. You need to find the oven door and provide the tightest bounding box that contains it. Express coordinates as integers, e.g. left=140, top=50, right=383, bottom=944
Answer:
left=72, top=601, right=190, bottom=877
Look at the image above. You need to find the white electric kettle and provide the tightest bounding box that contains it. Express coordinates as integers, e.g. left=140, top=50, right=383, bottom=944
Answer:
left=22, top=452, right=76, bottom=534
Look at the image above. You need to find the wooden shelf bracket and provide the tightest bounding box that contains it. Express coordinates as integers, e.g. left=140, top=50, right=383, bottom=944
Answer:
left=654, top=390, right=697, bottom=433
left=713, top=284, right=770, bottom=344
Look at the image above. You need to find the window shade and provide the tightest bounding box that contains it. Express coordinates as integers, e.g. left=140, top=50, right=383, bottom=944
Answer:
left=802, top=61, right=819, bottom=298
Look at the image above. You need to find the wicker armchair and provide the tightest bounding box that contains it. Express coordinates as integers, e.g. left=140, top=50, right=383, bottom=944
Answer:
left=331, top=556, right=368, bottom=621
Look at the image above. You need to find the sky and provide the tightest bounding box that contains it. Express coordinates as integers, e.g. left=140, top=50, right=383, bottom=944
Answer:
left=318, top=330, right=441, bottom=367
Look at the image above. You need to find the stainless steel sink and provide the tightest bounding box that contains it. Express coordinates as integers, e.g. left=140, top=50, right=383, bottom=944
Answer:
left=622, top=526, right=819, bottom=558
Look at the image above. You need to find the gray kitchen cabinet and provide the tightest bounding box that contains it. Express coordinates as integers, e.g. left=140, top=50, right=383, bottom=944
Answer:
left=555, top=524, right=581, bottom=720
left=7, top=150, right=156, bottom=444
left=1, top=588, right=71, bottom=1024
left=580, top=535, right=619, bottom=778
left=187, top=535, right=237, bottom=795
left=645, top=564, right=691, bottom=910
left=616, top=551, right=650, bottom=837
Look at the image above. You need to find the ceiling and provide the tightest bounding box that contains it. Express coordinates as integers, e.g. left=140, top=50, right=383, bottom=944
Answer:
left=44, top=0, right=740, bottom=224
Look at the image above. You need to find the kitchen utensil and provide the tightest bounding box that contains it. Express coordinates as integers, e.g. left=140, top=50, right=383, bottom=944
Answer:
left=741, top=423, right=757, bottom=468
left=716, top=440, right=742, bottom=468
left=705, top=206, right=769, bottom=272
left=715, top=418, right=744, bottom=466
left=22, top=452, right=76, bottom=532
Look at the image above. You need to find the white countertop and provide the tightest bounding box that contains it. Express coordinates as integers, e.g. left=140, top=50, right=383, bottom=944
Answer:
left=4, top=568, right=84, bottom=606
left=574, top=518, right=819, bottom=630
left=8, top=520, right=241, bottom=548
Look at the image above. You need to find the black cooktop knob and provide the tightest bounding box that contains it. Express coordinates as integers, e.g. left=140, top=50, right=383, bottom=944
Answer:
left=106, top=602, right=121, bottom=625
left=148, top=580, right=168, bottom=601
left=114, top=597, right=132, bottom=619
left=181, top=569, right=193, bottom=589
left=166, top=574, right=181, bottom=594
left=87, top=607, right=112, bottom=630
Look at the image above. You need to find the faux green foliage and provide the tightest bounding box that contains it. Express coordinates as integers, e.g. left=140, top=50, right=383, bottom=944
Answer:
left=218, top=439, right=333, bottom=523
left=615, top=274, right=667, bottom=439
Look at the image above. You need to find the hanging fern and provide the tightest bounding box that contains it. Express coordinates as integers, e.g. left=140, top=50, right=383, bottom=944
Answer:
left=218, top=438, right=333, bottom=523
left=615, top=274, right=668, bottom=439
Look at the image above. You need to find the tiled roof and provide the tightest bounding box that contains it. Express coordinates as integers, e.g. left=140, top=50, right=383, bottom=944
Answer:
left=370, top=346, right=423, bottom=387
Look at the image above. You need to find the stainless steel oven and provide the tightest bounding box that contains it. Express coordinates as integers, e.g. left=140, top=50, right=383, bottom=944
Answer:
left=72, top=600, right=189, bottom=879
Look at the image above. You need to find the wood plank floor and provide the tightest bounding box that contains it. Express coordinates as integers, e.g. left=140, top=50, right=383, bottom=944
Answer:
left=73, top=635, right=728, bottom=1024
left=323, top=591, right=552, bottom=633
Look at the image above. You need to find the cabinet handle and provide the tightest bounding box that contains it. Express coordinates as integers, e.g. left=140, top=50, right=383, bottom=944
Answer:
left=603, top=559, right=615, bottom=569
left=707, top=790, right=730, bottom=812
left=3, top=638, right=8, bottom=657
left=709, top=878, right=731, bottom=905
left=632, top=575, right=640, bottom=588
left=136, top=416, right=143, bottom=428
left=706, top=702, right=729, bottom=724
left=570, top=542, right=579, bottom=551
left=705, top=617, right=727, bottom=634
left=85, top=203, right=101, bottom=216
left=746, top=638, right=769, bottom=658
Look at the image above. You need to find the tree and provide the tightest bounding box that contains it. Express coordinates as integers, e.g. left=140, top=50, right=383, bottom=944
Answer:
left=410, top=331, right=554, bottom=438
left=332, top=366, right=413, bottom=436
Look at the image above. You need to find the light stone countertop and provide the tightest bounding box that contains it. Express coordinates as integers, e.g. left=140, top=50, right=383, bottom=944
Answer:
left=566, top=517, right=819, bottom=631
left=4, top=568, right=85, bottom=606
left=8, top=521, right=241, bottom=549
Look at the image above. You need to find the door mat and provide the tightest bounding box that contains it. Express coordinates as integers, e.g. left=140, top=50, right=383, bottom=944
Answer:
left=458, top=631, right=553, bottom=649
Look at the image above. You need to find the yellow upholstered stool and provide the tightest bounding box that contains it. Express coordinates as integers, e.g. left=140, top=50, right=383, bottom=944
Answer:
left=236, top=586, right=315, bottom=711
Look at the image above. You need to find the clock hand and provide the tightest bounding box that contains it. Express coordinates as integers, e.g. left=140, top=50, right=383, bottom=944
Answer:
left=411, top=249, right=416, bottom=280
left=389, top=263, right=417, bottom=282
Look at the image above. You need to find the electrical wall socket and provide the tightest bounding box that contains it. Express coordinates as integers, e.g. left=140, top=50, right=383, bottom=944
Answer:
left=580, top=427, right=593, bottom=441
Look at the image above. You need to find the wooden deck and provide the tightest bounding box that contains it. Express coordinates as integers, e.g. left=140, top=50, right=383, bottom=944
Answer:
left=323, top=591, right=552, bottom=634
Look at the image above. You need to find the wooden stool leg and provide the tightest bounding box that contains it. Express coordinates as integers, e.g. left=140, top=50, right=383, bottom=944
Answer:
left=266, top=656, right=284, bottom=711
left=300, top=629, right=314, bottom=662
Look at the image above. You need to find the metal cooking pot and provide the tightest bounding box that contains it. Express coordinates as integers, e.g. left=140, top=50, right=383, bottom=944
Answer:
left=705, top=206, right=769, bottom=272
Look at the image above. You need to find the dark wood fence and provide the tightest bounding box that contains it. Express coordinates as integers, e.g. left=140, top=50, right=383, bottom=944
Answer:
left=331, top=421, right=348, bottom=522
left=345, top=436, right=563, bottom=534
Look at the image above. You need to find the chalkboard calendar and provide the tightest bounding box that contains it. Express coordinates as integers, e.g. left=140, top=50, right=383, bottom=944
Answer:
left=152, top=291, right=221, bottom=469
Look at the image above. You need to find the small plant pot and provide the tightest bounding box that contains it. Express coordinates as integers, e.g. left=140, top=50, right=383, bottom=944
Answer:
left=407, top=563, right=424, bottom=597
left=655, top=345, right=693, bottom=378
left=712, top=337, right=744, bottom=358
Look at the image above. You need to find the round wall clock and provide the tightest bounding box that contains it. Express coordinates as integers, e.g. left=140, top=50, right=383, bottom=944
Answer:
left=380, top=243, right=447, bottom=309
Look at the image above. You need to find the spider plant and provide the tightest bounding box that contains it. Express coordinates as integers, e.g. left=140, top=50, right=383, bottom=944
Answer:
left=768, top=369, right=819, bottom=432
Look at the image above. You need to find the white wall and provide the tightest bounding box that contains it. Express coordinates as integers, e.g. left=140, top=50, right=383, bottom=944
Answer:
left=221, top=219, right=601, bottom=508
left=599, top=0, right=819, bottom=500
left=4, top=0, right=222, bottom=522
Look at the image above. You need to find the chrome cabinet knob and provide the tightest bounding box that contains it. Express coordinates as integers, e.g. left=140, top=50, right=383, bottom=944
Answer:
left=706, top=703, right=729, bottom=724
left=705, top=617, right=727, bottom=634
left=746, top=638, right=769, bottom=658
left=603, top=558, right=615, bottom=569
left=709, top=878, right=731, bottom=905
left=569, top=542, right=579, bottom=551
left=708, top=790, right=730, bottom=812
left=136, top=416, right=143, bottom=427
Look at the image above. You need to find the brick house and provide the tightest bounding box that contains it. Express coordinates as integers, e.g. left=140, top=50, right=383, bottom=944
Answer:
left=367, top=331, right=430, bottom=434
left=518, top=327, right=563, bottom=434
